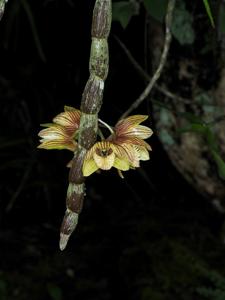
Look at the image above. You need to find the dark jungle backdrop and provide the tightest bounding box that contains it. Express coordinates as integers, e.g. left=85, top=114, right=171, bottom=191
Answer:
left=0, top=0, right=225, bottom=299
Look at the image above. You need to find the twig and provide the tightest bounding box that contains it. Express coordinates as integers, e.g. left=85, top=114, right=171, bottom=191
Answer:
left=114, top=35, right=192, bottom=105
left=120, top=0, right=176, bottom=119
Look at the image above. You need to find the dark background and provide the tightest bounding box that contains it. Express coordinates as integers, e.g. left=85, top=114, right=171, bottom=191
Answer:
left=0, top=1, right=225, bottom=299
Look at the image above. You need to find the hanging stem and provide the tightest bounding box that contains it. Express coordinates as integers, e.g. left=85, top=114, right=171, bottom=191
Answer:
left=59, top=0, right=112, bottom=251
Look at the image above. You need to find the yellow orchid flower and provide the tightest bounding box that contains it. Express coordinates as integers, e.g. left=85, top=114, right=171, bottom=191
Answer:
left=83, top=115, right=153, bottom=176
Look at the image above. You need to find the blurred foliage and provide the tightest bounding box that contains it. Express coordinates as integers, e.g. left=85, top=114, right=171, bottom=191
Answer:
left=112, top=1, right=137, bottom=29
left=112, top=0, right=215, bottom=34
left=197, top=269, right=225, bottom=300
left=171, top=1, right=195, bottom=45
left=177, top=113, right=225, bottom=180
left=47, top=283, right=63, bottom=300
left=202, top=0, right=215, bottom=27
left=143, top=0, right=168, bottom=22
left=112, top=0, right=225, bottom=181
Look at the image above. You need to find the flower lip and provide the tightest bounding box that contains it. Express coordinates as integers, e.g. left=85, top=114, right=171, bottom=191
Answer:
left=93, top=142, right=116, bottom=170
left=96, top=147, right=113, bottom=157
left=82, top=140, right=131, bottom=176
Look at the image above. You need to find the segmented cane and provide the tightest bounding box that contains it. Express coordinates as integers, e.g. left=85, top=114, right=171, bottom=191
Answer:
left=59, top=0, right=112, bottom=250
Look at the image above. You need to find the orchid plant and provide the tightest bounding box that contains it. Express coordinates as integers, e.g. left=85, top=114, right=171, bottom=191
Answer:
left=37, top=0, right=153, bottom=250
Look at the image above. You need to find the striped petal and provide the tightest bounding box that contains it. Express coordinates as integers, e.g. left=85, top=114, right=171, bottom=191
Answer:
left=113, top=157, right=130, bottom=171
left=112, top=143, right=134, bottom=162
left=38, top=125, right=66, bottom=140
left=132, top=145, right=150, bottom=161
left=115, top=136, right=152, bottom=151
left=122, top=125, right=153, bottom=139
left=38, top=125, right=76, bottom=150
left=38, top=140, right=76, bottom=151
left=53, top=110, right=80, bottom=134
left=83, top=159, right=99, bottom=176
left=113, top=114, right=153, bottom=152
left=115, top=115, right=149, bottom=135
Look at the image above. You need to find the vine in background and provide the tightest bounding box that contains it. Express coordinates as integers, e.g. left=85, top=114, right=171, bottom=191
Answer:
left=120, top=0, right=176, bottom=119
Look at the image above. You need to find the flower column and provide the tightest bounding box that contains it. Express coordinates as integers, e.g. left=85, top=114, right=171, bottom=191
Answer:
left=59, top=0, right=112, bottom=250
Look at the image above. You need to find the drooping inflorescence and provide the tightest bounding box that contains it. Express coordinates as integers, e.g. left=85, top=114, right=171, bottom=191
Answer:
left=39, top=112, right=153, bottom=175
left=37, top=0, right=153, bottom=250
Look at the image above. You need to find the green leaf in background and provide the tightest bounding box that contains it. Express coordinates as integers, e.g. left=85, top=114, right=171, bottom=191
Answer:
left=171, top=1, right=195, bottom=45
left=178, top=112, right=204, bottom=124
left=159, top=129, right=175, bottom=146
left=205, top=127, right=219, bottom=152
left=211, top=150, right=225, bottom=180
left=112, top=2, right=135, bottom=29
left=202, top=0, right=215, bottom=28
left=194, top=92, right=212, bottom=105
left=143, top=0, right=168, bottom=22
left=178, top=118, right=225, bottom=180
left=47, top=283, right=63, bottom=300
left=177, top=123, right=207, bottom=134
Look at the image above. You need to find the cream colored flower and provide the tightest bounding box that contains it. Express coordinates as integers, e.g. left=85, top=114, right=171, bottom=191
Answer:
left=38, top=106, right=81, bottom=151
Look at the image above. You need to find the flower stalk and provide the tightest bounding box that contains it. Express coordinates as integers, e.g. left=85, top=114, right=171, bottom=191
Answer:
left=59, top=0, right=112, bottom=251
left=98, top=118, right=114, bottom=134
